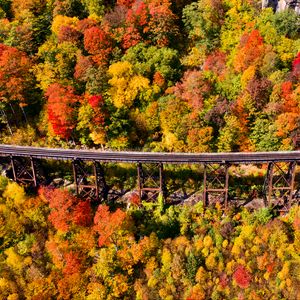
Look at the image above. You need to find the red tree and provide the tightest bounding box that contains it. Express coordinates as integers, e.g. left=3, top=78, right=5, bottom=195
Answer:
left=292, top=52, right=300, bottom=79
left=0, top=44, right=33, bottom=107
left=45, top=83, right=80, bottom=139
left=153, top=71, right=165, bottom=87
left=122, top=25, right=142, bottom=49
left=126, top=1, right=149, bottom=28
left=83, top=26, right=113, bottom=65
left=117, top=0, right=135, bottom=7
left=93, top=205, right=127, bottom=247
left=147, top=0, right=178, bottom=47
left=58, top=25, right=82, bottom=44
left=39, top=187, right=93, bottom=232
left=173, top=70, right=211, bottom=111
left=40, top=187, right=76, bottom=232
left=203, top=50, right=227, bottom=78
left=72, top=200, right=93, bottom=227
left=233, top=265, right=251, bottom=288
left=120, top=1, right=149, bottom=48
left=74, top=55, right=94, bottom=82
left=280, top=81, right=299, bottom=113
left=77, top=18, right=98, bottom=33
left=88, top=95, right=106, bottom=125
left=246, top=77, right=272, bottom=110
left=235, top=30, right=265, bottom=72
left=122, top=0, right=177, bottom=48
left=63, top=251, right=82, bottom=276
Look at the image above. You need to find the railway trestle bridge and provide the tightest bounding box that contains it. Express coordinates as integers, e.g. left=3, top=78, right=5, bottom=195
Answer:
left=0, top=144, right=299, bottom=211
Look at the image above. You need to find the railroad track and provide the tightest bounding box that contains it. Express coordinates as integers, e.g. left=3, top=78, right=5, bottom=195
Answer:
left=0, top=144, right=299, bottom=163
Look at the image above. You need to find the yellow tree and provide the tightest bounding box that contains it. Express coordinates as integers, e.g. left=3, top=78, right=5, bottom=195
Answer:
left=108, top=61, right=151, bottom=109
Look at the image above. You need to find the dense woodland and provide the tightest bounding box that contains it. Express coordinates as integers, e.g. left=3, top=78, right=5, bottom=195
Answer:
left=0, top=178, right=299, bottom=299
left=0, top=1, right=300, bottom=299
left=0, top=0, right=299, bottom=151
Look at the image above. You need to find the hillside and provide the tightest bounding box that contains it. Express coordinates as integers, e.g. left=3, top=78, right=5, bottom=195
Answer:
left=0, top=178, right=300, bottom=299
left=0, top=2, right=300, bottom=299
left=0, top=0, right=299, bottom=152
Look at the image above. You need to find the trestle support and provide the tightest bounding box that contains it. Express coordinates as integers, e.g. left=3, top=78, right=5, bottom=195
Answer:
left=137, top=162, right=166, bottom=201
left=203, top=163, right=230, bottom=208
left=264, top=161, right=297, bottom=211
left=10, top=156, right=38, bottom=187
left=72, top=159, right=108, bottom=201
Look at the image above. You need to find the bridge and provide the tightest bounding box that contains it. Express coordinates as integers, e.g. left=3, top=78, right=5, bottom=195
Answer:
left=0, top=144, right=299, bottom=210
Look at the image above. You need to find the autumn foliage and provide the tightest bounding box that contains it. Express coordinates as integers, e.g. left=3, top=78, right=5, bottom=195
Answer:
left=0, top=1, right=300, bottom=298
left=235, top=30, right=265, bottom=72
left=233, top=265, right=251, bottom=288
left=0, top=178, right=300, bottom=299
left=292, top=52, right=300, bottom=78
left=39, top=187, right=92, bottom=231
left=0, top=0, right=299, bottom=151
left=93, top=205, right=127, bottom=246
left=0, top=45, right=33, bottom=106
left=84, top=26, right=113, bottom=65
left=46, top=83, right=80, bottom=139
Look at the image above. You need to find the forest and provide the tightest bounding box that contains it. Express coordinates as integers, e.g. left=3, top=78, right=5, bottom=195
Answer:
left=0, top=0, right=300, bottom=299
left=0, top=0, right=299, bottom=152
left=0, top=178, right=300, bottom=299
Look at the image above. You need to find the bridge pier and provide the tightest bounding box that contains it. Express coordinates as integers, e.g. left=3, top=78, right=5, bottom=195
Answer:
left=72, top=159, right=108, bottom=202
left=10, top=156, right=38, bottom=187
left=203, top=163, right=230, bottom=208
left=137, top=162, right=166, bottom=201
left=264, top=161, right=297, bottom=211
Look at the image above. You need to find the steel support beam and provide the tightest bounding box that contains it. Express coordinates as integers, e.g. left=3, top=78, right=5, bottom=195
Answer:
left=264, top=161, right=297, bottom=211
left=137, top=162, right=166, bottom=201
left=10, top=156, right=38, bottom=187
left=72, top=159, right=108, bottom=201
left=203, top=163, right=230, bottom=208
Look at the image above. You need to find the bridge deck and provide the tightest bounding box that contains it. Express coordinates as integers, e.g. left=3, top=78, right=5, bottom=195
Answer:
left=0, top=144, right=299, bottom=164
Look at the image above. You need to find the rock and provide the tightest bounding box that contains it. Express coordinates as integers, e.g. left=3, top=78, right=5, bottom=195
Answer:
left=121, top=190, right=140, bottom=208
left=262, top=0, right=278, bottom=10
left=52, top=178, right=64, bottom=185
left=65, top=183, right=76, bottom=191
left=63, top=179, right=72, bottom=187
left=182, top=193, right=203, bottom=206
left=244, top=198, right=266, bottom=210
left=262, top=0, right=300, bottom=14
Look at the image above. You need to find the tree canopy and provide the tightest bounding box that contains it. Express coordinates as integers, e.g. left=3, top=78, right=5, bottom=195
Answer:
left=0, top=0, right=299, bottom=151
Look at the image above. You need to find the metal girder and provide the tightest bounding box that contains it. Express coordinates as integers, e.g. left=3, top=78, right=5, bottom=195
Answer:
left=72, top=159, right=108, bottom=202
left=203, top=163, right=230, bottom=208
left=10, top=156, right=38, bottom=187
left=264, top=161, right=297, bottom=211
left=137, top=162, right=166, bottom=201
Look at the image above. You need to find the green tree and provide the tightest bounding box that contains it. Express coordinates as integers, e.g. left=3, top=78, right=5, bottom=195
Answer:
left=158, top=96, right=191, bottom=152
left=183, top=0, right=226, bottom=52
left=217, top=114, right=242, bottom=152
left=122, top=43, right=182, bottom=86
left=106, top=107, right=133, bottom=149
left=0, top=0, right=12, bottom=18
left=34, top=40, right=79, bottom=91
left=250, top=117, right=281, bottom=151
left=273, top=10, right=300, bottom=39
